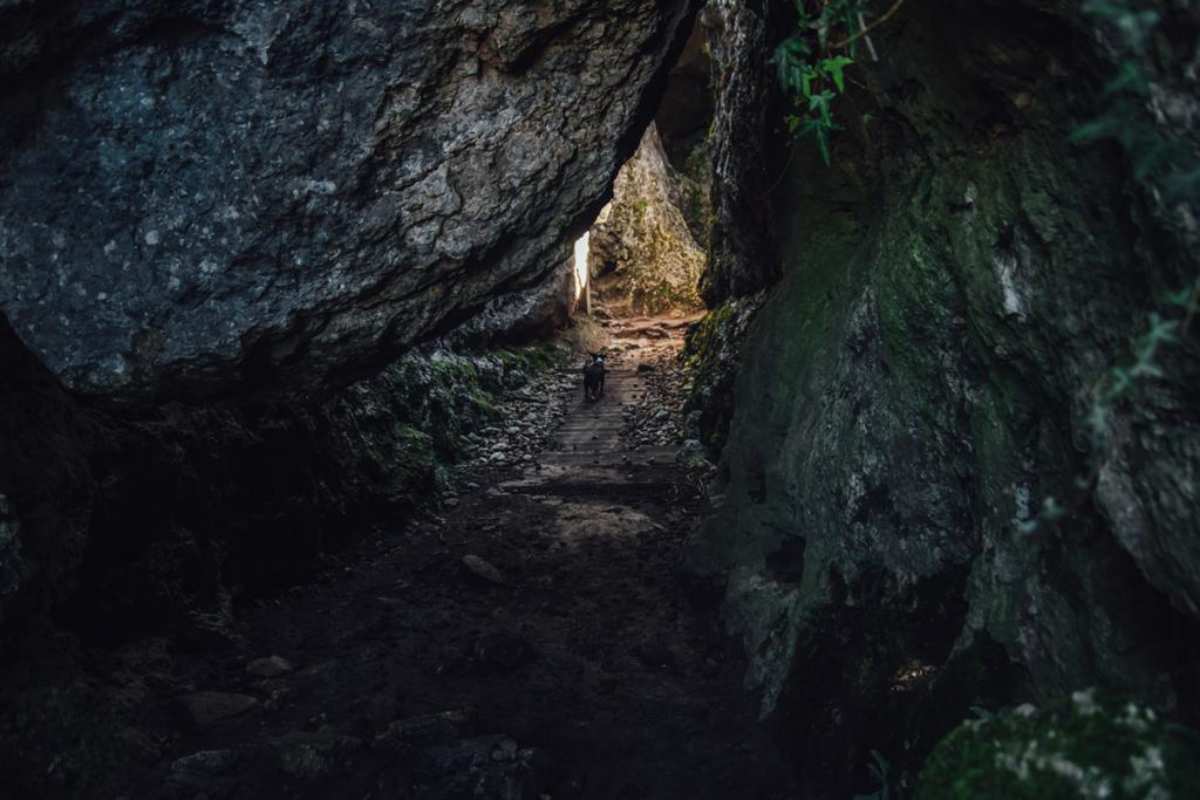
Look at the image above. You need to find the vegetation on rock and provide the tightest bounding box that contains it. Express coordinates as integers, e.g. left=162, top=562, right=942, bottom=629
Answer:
left=918, top=692, right=1200, bottom=799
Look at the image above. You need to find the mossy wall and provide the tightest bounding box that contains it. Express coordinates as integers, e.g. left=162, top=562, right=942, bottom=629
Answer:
left=688, top=0, right=1200, bottom=793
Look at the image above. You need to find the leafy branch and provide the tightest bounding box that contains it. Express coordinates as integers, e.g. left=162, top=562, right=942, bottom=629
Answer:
left=772, top=0, right=901, bottom=164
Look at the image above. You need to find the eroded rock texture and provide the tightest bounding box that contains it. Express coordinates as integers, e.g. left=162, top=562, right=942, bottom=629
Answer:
left=689, top=0, right=1200, bottom=793
left=0, top=0, right=698, bottom=399
left=697, top=0, right=781, bottom=305
left=588, top=124, right=706, bottom=314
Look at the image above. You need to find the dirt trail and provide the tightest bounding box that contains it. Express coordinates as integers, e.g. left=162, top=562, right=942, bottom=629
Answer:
left=127, top=318, right=798, bottom=799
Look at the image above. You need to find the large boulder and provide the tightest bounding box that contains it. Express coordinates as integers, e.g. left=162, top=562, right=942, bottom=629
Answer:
left=0, top=0, right=699, bottom=400
left=688, top=0, right=1200, bottom=793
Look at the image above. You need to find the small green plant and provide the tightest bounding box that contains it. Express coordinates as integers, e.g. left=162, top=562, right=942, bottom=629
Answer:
left=772, top=0, right=905, bottom=164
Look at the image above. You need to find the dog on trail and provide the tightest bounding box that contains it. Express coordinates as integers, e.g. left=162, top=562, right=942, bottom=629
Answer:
left=583, top=352, right=606, bottom=402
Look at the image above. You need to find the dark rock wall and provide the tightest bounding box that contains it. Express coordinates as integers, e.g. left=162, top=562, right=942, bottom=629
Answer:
left=698, top=0, right=782, bottom=306
left=0, top=312, right=555, bottom=646
left=689, top=0, right=1200, bottom=793
left=0, top=0, right=699, bottom=400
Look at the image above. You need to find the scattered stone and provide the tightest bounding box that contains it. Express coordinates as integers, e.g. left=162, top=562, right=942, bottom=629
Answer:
left=176, top=691, right=259, bottom=728
left=246, top=655, right=294, bottom=678
left=462, top=554, right=506, bottom=585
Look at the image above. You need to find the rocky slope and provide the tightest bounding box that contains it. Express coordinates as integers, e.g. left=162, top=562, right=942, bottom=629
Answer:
left=687, top=0, right=1200, bottom=794
left=0, top=0, right=699, bottom=400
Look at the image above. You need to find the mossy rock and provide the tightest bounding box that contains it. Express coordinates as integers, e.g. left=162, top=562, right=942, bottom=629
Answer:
left=917, top=691, right=1200, bottom=799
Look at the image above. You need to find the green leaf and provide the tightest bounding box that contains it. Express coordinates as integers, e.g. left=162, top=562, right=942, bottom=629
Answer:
left=784, top=37, right=812, bottom=58
left=1129, top=361, right=1164, bottom=379
left=1070, top=118, right=1119, bottom=144
left=820, top=55, right=855, bottom=93
left=1105, top=61, right=1147, bottom=94
left=808, top=90, right=836, bottom=125
left=815, top=124, right=832, bottom=166
left=1164, top=284, right=1197, bottom=308
left=801, top=64, right=818, bottom=98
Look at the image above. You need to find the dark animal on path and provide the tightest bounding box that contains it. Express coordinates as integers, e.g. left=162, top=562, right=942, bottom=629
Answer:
left=583, top=352, right=606, bottom=402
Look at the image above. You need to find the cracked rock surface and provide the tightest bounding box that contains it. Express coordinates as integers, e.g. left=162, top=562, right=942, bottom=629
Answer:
left=0, top=0, right=699, bottom=399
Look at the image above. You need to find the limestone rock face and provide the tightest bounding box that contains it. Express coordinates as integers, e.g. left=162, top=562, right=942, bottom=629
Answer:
left=0, top=0, right=698, bottom=399
left=688, top=0, right=1200, bottom=791
left=588, top=124, right=705, bottom=314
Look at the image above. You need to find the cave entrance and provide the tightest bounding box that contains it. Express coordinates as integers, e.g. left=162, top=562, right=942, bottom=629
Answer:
left=572, top=12, right=714, bottom=324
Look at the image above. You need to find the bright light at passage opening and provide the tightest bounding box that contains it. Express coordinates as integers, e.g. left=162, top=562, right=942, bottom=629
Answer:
left=573, top=232, right=590, bottom=302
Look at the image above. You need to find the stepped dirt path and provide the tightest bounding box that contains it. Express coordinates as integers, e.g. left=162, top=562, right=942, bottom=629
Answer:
left=128, top=317, right=799, bottom=799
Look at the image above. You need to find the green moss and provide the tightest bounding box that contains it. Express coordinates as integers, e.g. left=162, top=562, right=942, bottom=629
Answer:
left=428, top=357, right=478, bottom=384
left=467, top=388, right=500, bottom=418
left=380, top=424, right=435, bottom=488
left=683, top=302, right=733, bottom=370
left=918, top=692, right=1200, bottom=800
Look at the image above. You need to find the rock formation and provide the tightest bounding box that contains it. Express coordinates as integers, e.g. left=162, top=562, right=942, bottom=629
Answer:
left=0, top=0, right=699, bottom=400
left=587, top=124, right=706, bottom=314
left=687, top=0, right=1200, bottom=792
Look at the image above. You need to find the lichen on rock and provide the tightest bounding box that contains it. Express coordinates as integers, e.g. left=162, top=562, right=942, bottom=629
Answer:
left=918, top=692, right=1200, bottom=799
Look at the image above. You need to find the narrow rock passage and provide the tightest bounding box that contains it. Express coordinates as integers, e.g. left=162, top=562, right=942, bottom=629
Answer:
left=128, top=320, right=798, bottom=800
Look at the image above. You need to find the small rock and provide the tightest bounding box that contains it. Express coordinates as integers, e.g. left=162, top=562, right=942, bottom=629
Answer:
left=246, top=655, right=294, bottom=678
left=490, top=737, right=519, bottom=762
left=177, top=691, right=259, bottom=728
left=462, top=554, right=506, bottom=585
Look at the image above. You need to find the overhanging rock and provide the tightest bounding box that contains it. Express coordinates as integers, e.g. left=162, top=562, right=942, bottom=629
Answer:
left=0, top=0, right=700, bottom=400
